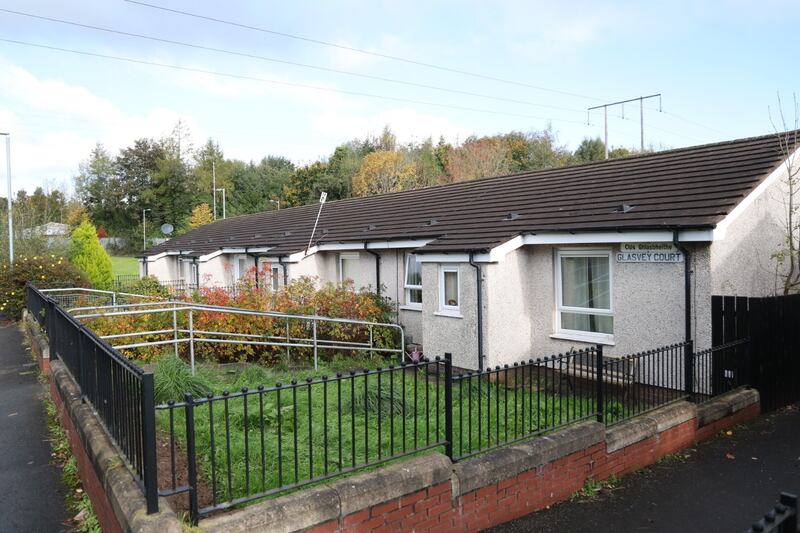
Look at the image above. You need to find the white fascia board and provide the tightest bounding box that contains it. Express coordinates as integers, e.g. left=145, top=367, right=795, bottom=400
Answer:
left=417, top=253, right=490, bottom=263
left=487, top=235, right=524, bottom=262
left=198, top=247, right=273, bottom=262
left=145, top=251, right=179, bottom=262
left=713, top=146, right=798, bottom=241
left=315, top=239, right=434, bottom=252
left=521, top=230, right=712, bottom=246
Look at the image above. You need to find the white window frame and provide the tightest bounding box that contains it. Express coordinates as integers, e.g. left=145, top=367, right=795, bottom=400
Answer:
left=402, top=253, right=423, bottom=310
left=270, top=265, right=280, bottom=292
left=436, top=265, right=462, bottom=318
left=179, top=259, right=199, bottom=287
left=339, top=252, right=360, bottom=283
left=234, top=254, right=249, bottom=281
left=553, top=248, right=614, bottom=344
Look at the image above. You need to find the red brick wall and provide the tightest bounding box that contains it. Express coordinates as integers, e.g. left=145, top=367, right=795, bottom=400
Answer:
left=311, top=404, right=760, bottom=533
left=50, top=378, right=123, bottom=533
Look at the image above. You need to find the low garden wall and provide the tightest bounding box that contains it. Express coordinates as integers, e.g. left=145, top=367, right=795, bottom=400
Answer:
left=25, top=315, right=181, bottom=533
left=25, top=312, right=761, bottom=532
left=202, top=388, right=760, bottom=533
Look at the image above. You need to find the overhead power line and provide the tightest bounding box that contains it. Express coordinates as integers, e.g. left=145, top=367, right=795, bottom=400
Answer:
left=0, top=38, right=593, bottom=125
left=124, top=0, right=606, bottom=102
left=0, top=8, right=586, bottom=115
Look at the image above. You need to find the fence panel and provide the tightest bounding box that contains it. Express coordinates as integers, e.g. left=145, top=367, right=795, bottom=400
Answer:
left=157, top=359, right=447, bottom=520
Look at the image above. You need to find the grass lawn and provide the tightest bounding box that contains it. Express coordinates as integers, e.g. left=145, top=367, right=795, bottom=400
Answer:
left=110, top=256, right=139, bottom=277
left=153, top=357, right=617, bottom=510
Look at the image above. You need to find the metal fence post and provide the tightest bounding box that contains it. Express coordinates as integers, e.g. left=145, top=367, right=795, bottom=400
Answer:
left=188, top=310, right=195, bottom=375
left=313, top=319, right=318, bottom=370
left=596, top=345, right=604, bottom=424
left=140, top=373, right=159, bottom=514
left=184, top=394, right=199, bottom=525
left=684, top=339, right=694, bottom=398
left=172, top=308, right=179, bottom=358
left=444, top=352, right=453, bottom=460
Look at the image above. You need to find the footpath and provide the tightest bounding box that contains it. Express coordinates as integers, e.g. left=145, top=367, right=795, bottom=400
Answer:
left=0, top=323, right=69, bottom=532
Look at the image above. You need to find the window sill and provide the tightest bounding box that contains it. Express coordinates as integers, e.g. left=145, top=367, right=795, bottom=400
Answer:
left=549, top=331, right=615, bottom=346
left=434, top=310, right=463, bottom=319
left=399, top=305, right=422, bottom=312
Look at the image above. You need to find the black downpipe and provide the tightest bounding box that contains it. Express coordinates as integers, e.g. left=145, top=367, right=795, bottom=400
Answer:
left=468, top=252, right=485, bottom=372
left=673, top=231, right=692, bottom=342
left=277, top=256, right=289, bottom=286
left=245, top=249, right=259, bottom=288
left=364, top=243, right=381, bottom=295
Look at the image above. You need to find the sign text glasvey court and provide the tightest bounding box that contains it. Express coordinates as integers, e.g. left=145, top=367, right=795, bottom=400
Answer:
left=615, top=242, right=683, bottom=263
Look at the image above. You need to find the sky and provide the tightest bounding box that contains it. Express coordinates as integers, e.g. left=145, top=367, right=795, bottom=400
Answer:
left=0, top=0, right=798, bottom=195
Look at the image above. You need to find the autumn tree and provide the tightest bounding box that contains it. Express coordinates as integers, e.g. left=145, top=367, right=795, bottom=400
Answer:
left=443, top=136, right=511, bottom=183
left=352, top=150, right=417, bottom=196
left=189, top=203, right=214, bottom=228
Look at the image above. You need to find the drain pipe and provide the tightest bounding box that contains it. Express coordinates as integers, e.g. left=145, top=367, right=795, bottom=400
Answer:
left=364, top=243, right=381, bottom=295
left=245, top=248, right=259, bottom=288
left=277, top=256, right=289, bottom=286
left=468, top=252, right=485, bottom=372
left=673, top=230, right=692, bottom=342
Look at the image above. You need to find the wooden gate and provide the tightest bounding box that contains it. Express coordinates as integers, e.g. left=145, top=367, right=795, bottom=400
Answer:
left=712, top=294, right=800, bottom=412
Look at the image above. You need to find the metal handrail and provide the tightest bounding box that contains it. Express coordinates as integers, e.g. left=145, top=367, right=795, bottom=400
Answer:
left=67, top=296, right=405, bottom=372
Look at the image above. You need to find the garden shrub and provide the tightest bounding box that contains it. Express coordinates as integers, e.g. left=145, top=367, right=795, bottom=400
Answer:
left=153, top=355, right=212, bottom=403
left=0, top=255, right=89, bottom=318
left=70, top=220, right=113, bottom=289
left=125, top=275, right=170, bottom=298
left=87, top=267, right=399, bottom=367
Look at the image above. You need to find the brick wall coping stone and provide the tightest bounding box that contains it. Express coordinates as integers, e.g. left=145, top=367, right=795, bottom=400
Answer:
left=50, top=360, right=181, bottom=533
left=696, top=388, right=760, bottom=427
left=201, top=452, right=452, bottom=532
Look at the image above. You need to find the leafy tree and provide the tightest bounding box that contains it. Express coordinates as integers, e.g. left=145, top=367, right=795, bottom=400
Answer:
left=352, top=150, right=417, bottom=196
left=283, top=161, right=330, bottom=207
left=70, top=220, right=113, bottom=289
left=444, top=136, right=511, bottom=183
left=573, top=138, right=607, bottom=162
left=229, top=156, right=294, bottom=215
left=503, top=128, right=571, bottom=171
left=189, top=203, right=214, bottom=228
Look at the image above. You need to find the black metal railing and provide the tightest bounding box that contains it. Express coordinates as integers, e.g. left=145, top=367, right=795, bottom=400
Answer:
left=157, top=358, right=446, bottom=519
left=451, top=348, right=601, bottom=460
left=26, top=284, right=159, bottom=513
left=746, top=492, right=798, bottom=533
left=26, top=283, right=757, bottom=525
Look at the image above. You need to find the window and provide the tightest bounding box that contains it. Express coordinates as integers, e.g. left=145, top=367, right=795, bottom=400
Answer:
left=271, top=266, right=280, bottom=292
left=234, top=255, right=248, bottom=281
left=404, top=253, right=422, bottom=308
left=339, top=253, right=360, bottom=283
left=438, top=265, right=460, bottom=314
left=180, top=260, right=198, bottom=287
left=555, top=249, right=613, bottom=341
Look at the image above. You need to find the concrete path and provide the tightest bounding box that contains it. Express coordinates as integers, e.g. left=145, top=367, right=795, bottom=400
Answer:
left=491, top=404, right=800, bottom=532
left=0, top=322, right=69, bottom=532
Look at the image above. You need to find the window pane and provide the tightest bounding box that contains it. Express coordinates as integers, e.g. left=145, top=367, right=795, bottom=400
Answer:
left=271, top=267, right=280, bottom=291
left=444, top=271, right=458, bottom=307
left=561, top=256, right=610, bottom=309
left=342, top=258, right=358, bottom=281
left=408, top=288, right=422, bottom=304
left=406, top=254, right=422, bottom=286
left=561, top=312, right=613, bottom=334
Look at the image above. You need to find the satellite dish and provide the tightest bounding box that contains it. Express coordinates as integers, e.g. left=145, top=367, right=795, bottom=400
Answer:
left=160, top=223, right=174, bottom=235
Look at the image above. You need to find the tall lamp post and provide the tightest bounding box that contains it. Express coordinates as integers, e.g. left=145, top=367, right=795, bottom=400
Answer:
left=142, top=208, right=151, bottom=251
left=1, top=132, right=12, bottom=265
left=215, top=188, right=226, bottom=219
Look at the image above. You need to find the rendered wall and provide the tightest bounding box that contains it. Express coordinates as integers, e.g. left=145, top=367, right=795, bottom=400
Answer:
left=711, top=172, right=788, bottom=296
left=485, top=243, right=713, bottom=369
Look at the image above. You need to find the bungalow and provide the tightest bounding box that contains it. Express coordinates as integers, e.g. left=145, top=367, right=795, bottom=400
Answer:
left=141, top=132, right=797, bottom=370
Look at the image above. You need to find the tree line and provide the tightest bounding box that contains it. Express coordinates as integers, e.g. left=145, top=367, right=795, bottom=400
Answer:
left=5, top=123, right=640, bottom=254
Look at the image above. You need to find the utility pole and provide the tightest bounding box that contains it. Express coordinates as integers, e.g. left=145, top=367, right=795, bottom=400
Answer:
left=142, top=208, right=151, bottom=251
left=212, top=160, right=217, bottom=220
left=216, top=188, right=226, bottom=219
left=1, top=133, right=12, bottom=265
left=588, top=94, right=661, bottom=158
